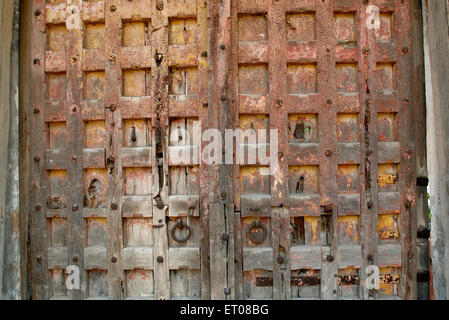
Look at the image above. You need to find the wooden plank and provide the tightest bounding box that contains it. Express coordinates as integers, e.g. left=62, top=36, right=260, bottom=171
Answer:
left=395, top=0, right=416, bottom=299
left=105, top=0, right=125, bottom=299
left=316, top=0, right=338, bottom=300
left=268, top=0, right=289, bottom=300
left=209, top=204, right=227, bottom=299
left=84, top=246, right=107, bottom=270
left=168, top=195, right=199, bottom=217
left=29, top=0, right=50, bottom=300
left=151, top=0, right=170, bottom=300
left=196, top=0, right=210, bottom=297
left=290, top=245, right=321, bottom=270
left=242, top=247, right=273, bottom=271
left=122, top=247, right=153, bottom=270
left=168, top=247, right=200, bottom=270
left=65, top=0, right=86, bottom=299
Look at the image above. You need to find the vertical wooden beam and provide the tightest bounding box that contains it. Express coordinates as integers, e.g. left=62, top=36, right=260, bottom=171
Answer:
left=268, top=0, right=289, bottom=300
left=230, top=0, right=242, bottom=301
left=19, top=0, right=32, bottom=300
left=66, top=0, right=85, bottom=300
left=197, top=0, right=211, bottom=300
left=208, top=0, right=234, bottom=300
left=411, top=0, right=429, bottom=300
left=29, top=0, right=50, bottom=300
left=317, top=0, right=338, bottom=300
left=151, top=0, right=170, bottom=300
left=105, top=0, right=124, bottom=299
left=396, top=0, right=417, bottom=300
left=360, top=0, right=380, bottom=301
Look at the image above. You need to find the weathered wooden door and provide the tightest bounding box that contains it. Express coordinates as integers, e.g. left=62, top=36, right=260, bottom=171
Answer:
left=27, top=0, right=426, bottom=300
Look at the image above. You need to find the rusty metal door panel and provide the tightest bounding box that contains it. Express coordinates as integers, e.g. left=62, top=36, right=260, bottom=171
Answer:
left=27, top=0, right=424, bottom=300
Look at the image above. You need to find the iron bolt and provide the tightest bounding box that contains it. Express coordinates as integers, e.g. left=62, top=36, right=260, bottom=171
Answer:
left=72, top=155, right=77, bottom=161
left=34, top=156, right=40, bottom=162
left=72, top=255, right=79, bottom=263
left=220, top=95, right=227, bottom=102
left=34, top=108, right=40, bottom=114
left=157, top=256, right=164, bottom=263
left=405, top=199, right=412, bottom=208
left=323, top=203, right=333, bottom=213
left=155, top=52, right=163, bottom=64
left=111, top=203, right=118, bottom=210
left=224, top=287, right=231, bottom=295
left=71, top=56, right=78, bottom=64
left=326, top=99, right=332, bottom=105
left=72, top=204, right=79, bottom=212
left=201, top=51, right=207, bottom=57
left=106, top=104, right=117, bottom=112
left=35, top=9, right=41, bottom=16
left=326, top=255, right=334, bottom=262
left=325, top=149, right=333, bottom=157
left=402, top=47, right=409, bottom=54
left=220, top=44, right=226, bottom=50
left=276, top=99, right=283, bottom=107
left=110, top=5, right=117, bottom=12
left=408, top=251, right=413, bottom=259
left=277, top=256, right=285, bottom=264
left=367, top=201, right=373, bottom=208
left=33, top=58, right=40, bottom=65
left=72, top=105, right=78, bottom=113
left=111, top=256, right=118, bottom=263
left=367, top=253, right=374, bottom=261
left=363, top=48, right=369, bottom=55
left=35, top=204, right=42, bottom=211
left=203, top=103, right=208, bottom=108
left=221, top=233, right=230, bottom=241
left=278, top=152, right=283, bottom=158
left=366, top=99, right=372, bottom=105
left=36, top=256, right=43, bottom=263
left=156, top=0, right=164, bottom=10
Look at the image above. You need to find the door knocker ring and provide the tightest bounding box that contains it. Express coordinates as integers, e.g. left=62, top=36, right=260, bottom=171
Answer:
left=171, top=220, right=192, bottom=243
left=247, top=219, right=267, bottom=244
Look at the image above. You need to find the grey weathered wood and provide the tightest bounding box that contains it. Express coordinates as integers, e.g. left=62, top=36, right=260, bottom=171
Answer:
left=28, top=0, right=50, bottom=300
left=243, top=247, right=273, bottom=271
left=168, top=195, right=199, bottom=217
left=122, top=247, right=153, bottom=270
left=209, top=204, right=227, bottom=299
left=378, top=244, right=402, bottom=267
left=337, top=245, right=362, bottom=269
left=105, top=0, right=125, bottom=299
left=82, top=148, right=106, bottom=169
left=290, top=245, right=321, bottom=270
left=84, top=246, right=107, bottom=270
left=320, top=246, right=337, bottom=300
left=168, top=247, right=200, bottom=270
left=122, top=195, right=153, bottom=217
left=122, top=147, right=152, bottom=168
left=47, top=247, right=68, bottom=270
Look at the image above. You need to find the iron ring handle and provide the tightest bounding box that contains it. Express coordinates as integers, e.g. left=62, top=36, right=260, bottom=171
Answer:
left=171, top=220, right=192, bottom=243
left=247, top=219, right=267, bottom=244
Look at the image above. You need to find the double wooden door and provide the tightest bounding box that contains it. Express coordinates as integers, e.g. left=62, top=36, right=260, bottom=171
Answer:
left=27, top=0, right=426, bottom=300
